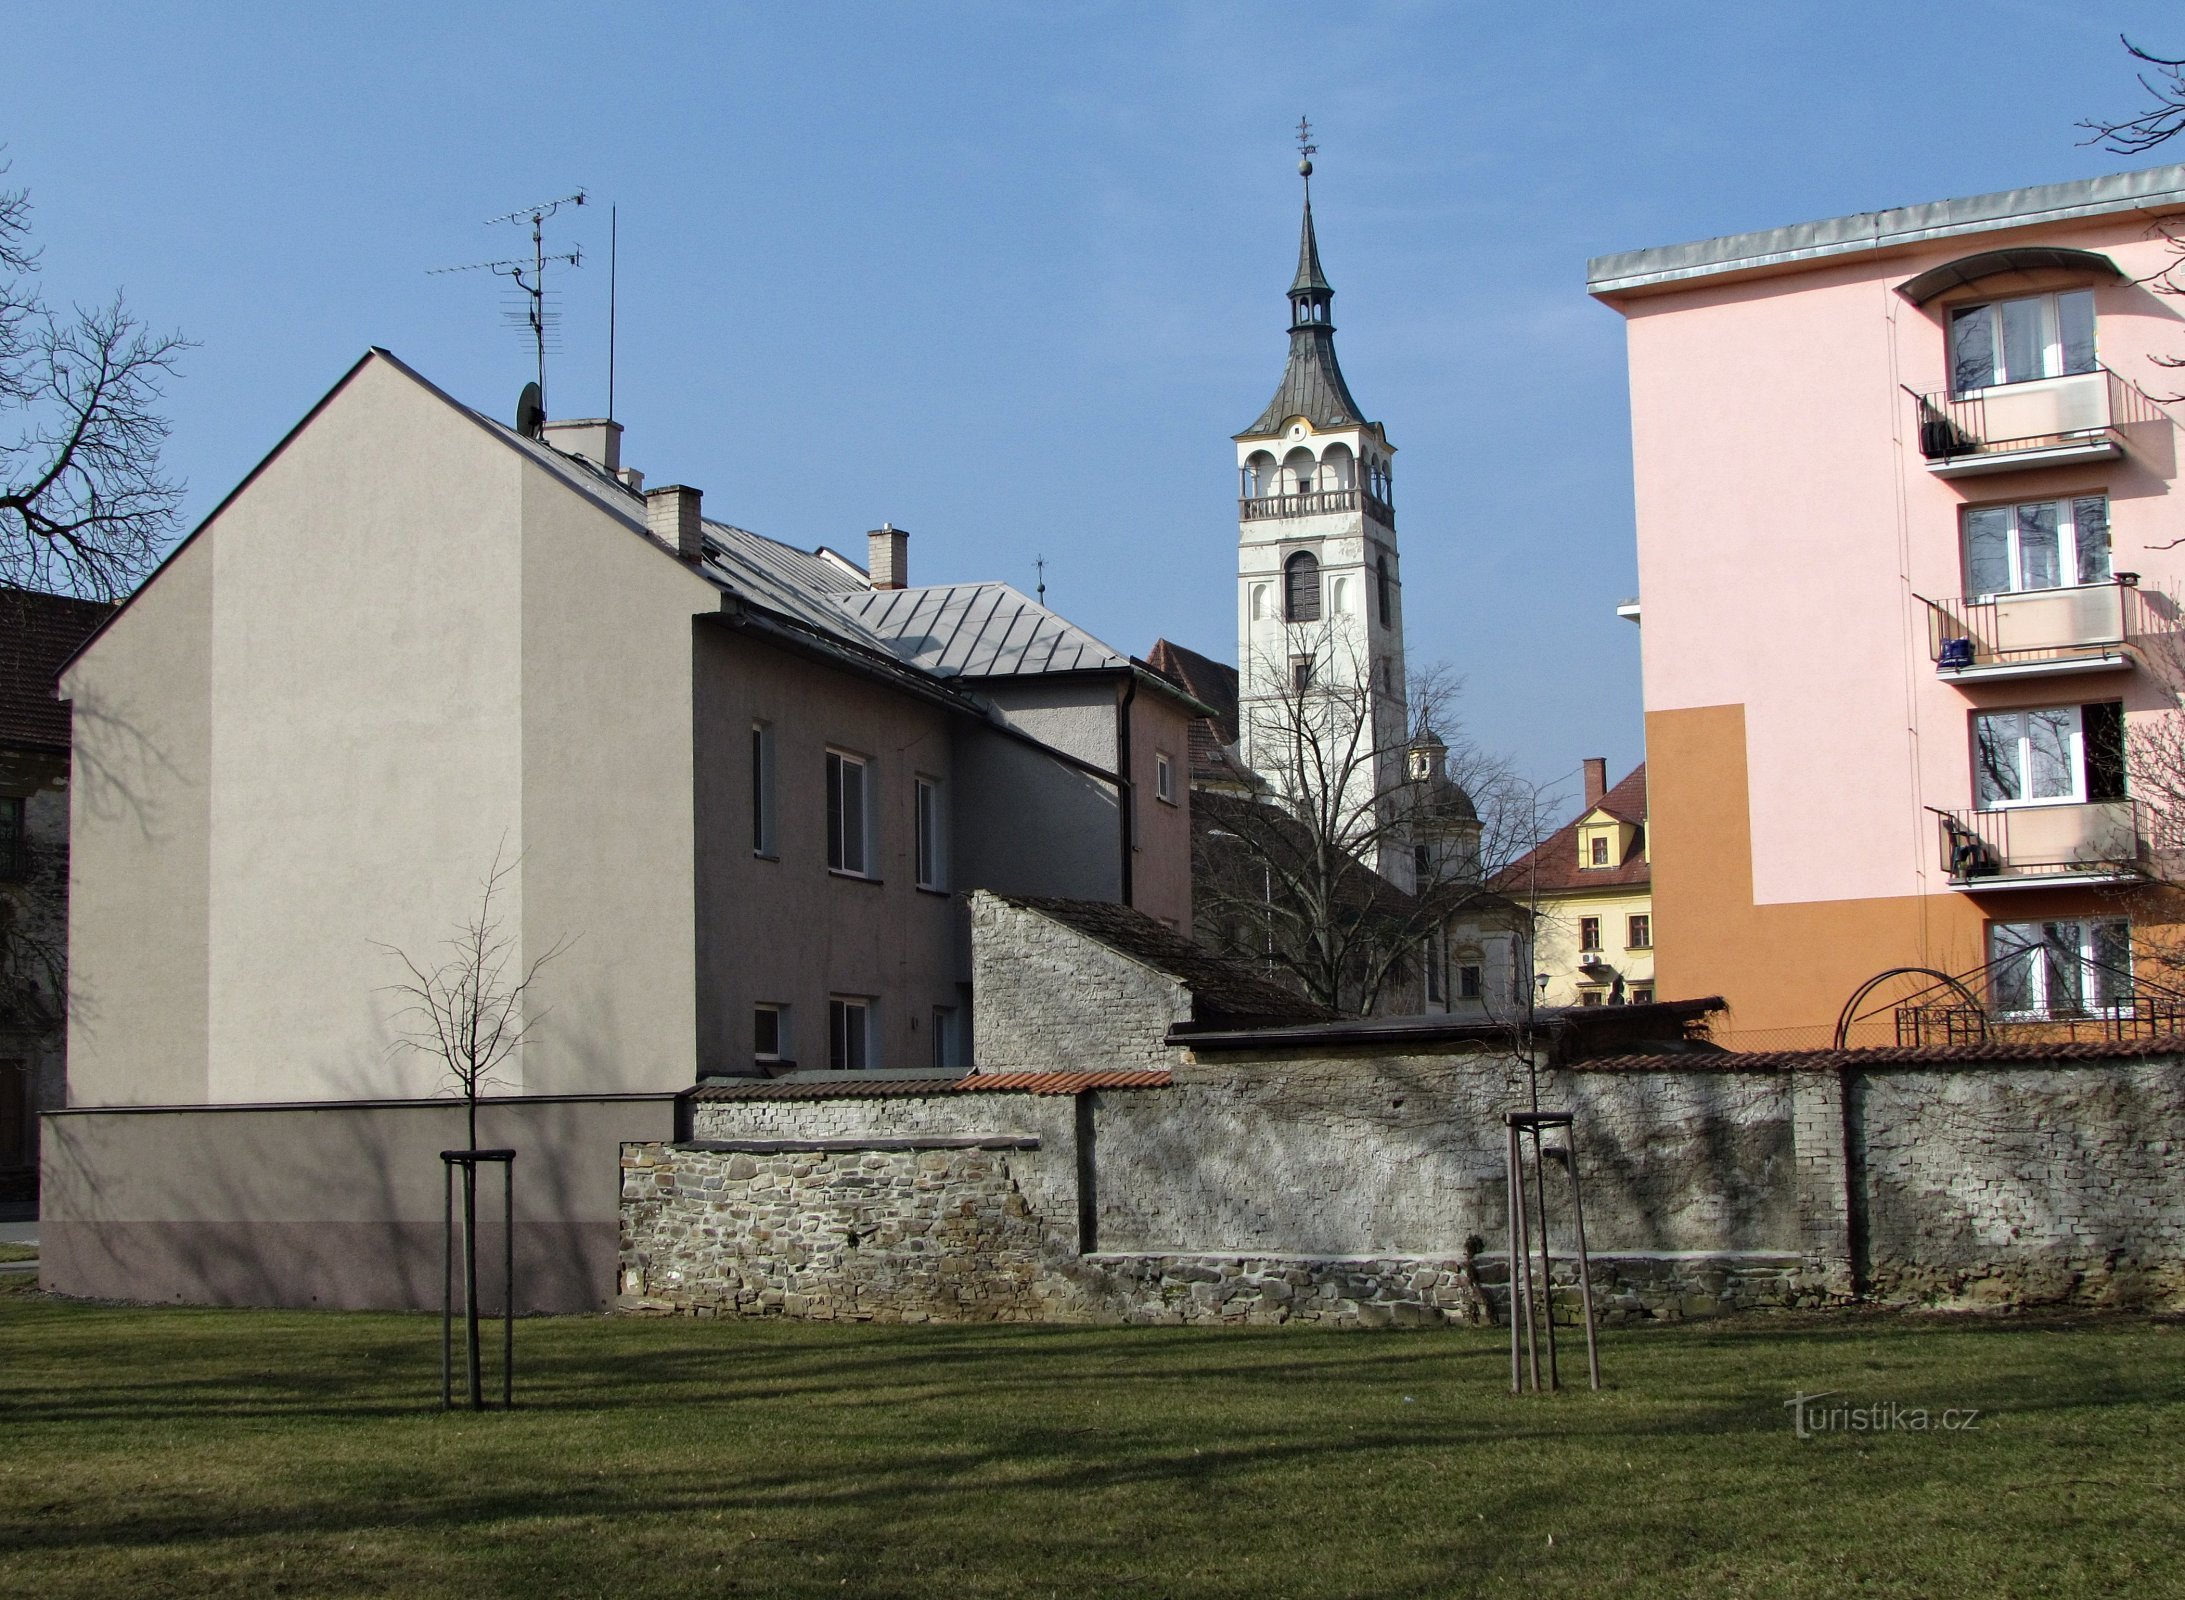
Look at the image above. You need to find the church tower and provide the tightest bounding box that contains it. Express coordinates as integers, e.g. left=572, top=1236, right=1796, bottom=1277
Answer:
left=1233, top=145, right=1411, bottom=881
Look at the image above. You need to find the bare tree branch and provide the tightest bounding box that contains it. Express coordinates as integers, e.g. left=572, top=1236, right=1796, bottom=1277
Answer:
left=376, top=843, right=574, bottom=1148
left=2080, top=37, right=2185, bottom=154
left=0, top=154, right=189, bottom=602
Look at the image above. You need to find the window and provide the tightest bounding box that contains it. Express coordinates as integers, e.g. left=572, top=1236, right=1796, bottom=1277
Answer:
left=0, top=797, right=23, bottom=882
left=1964, top=496, right=2110, bottom=596
left=1578, top=916, right=1602, bottom=952
left=1973, top=701, right=2125, bottom=808
left=1458, top=964, right=1482, bottom=1001
left=930, top=1006, right=959, bottom=1070
left=1155, top=752, right=1175, bottom=805
left=1627, top=914, right=1651, bottom=950
left=826, top=751, right=870, bottom=874
left=1424, top=930, right=1447, bottom=1003
left=1377, top=555, right=1393, bottom=627
left=1989, top=919, right=2131, bottom=1016
left=1283, top=551, right=1321, bottom=622
left=1331, top=574, right=1355, bottom=614
left=1290, top=654, right=1315, bottom=693
left=754, top=1003, right=789, bottom=1065
left=829, top=997, right=873, bottom=1071
left=1250, top=584, right=1271, bottom=621
left=1413, top=843, right=1432, bottom=882
left=1632, top=986, right=1655, bottom=1005
left=1588, top=835, right=1609, bottom=867
left=1950, top=289, right=2096, bottom=394
left=915, top=776, right=946, bottom=890
left=1580, top=991, right=1604, bottom=1008
left=751, top=723, right=777, bottom=856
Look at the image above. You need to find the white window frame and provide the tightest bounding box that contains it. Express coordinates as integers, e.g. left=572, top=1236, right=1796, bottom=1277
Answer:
left=1972, top=706, right=2085, bottom=810
left=825, top=749, right=872, bottom=876
left=1949, top=289, right=2097, bottom=395
left=751, top=721, right=778, bottom=857
left=753, top=1002, right=789, bottom=1065
left=1154, top=752, right=1175, bottom=805
left=828, top=995, right=874, bottom=1071
left=1962, top=495, right=2110, bottom=598
left=914, top=774, right=947, bottom=891
left=1988, top=919, right=2132, bottom=1019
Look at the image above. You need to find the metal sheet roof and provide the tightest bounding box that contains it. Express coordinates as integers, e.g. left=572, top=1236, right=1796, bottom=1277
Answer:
left=839, top=583, right=1127, bottom=678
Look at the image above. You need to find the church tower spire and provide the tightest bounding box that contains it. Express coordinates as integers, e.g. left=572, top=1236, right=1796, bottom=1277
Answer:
left=1231, top=128, right=1412, bottom=884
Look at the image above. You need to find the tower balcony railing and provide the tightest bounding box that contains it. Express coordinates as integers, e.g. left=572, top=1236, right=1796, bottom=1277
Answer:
left=1238, top=487, right=1396, bottom=526
left=1909, top=366, right=2168, bottom=477
left=1920, top=576, right=2149, bottom=683
left=1934, top=799, right=2148, bottom=888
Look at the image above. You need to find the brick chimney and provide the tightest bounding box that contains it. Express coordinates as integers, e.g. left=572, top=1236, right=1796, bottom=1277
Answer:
left=646, top=485, right=704, bottom=563
left=1583, top=757, right=1608, bottom=808
left=868, top=523, right=909, bottom=590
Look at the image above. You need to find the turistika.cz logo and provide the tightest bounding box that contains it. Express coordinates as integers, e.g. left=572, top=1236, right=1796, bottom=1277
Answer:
left=1784, top=1391, right=1983, bottom=1439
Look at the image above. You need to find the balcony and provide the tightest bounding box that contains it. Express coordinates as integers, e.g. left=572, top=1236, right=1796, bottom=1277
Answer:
left=1935, top=799, right=2148, bottom=889
left=1238, top=487, right=1396, bottom=527
left=1922, top=578, right=2147, bottom=683
left=1910, top=367, right=2167, bottom=478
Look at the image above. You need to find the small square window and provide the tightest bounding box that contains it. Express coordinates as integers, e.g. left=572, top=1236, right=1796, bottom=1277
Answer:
left=1631, top=986, right=1655, bottom=1005
left=1578, top=916, right=1601, bottom=952
left=1290, top=654, right=1315, bottom=693
left=1580, top=991, right=1604, bottom=1008
left=1627, top=914, right=1651, bottom=950
left=829, top=997, right=873, bottom=1071
left=754, top=1003, right=788, bottom=1064
left=1155, top=752, right=1175, bottom=805
left=915, top=776, right=947, bottom=890
left=826, top=751, right=870, bottom=875
left=1589, top=835, right=1608, bottom=867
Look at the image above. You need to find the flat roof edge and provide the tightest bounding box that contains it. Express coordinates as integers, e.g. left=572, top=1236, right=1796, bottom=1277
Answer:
left=1588, top=164, right=2185, bottom=298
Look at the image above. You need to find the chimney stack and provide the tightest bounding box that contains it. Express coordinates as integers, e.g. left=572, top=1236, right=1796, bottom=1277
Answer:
left=1583, top=757, right=1608, bottom=808
left=646, top=484, right=704, bottom=563
left=868, top=523, right=909, bottom=590
left=541, top=418, right=623, bottom=474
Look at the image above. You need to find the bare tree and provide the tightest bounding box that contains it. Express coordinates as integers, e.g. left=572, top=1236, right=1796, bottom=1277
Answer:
left=377, top=844, right=570, bottom=1409
left=0, top=158, right=189, bottom=601
left=2080, top=37, right=2185, bottom=156
left=1195, top=625, right=1526, bottom=1016
left=376, top=844, right=569, bottom=1150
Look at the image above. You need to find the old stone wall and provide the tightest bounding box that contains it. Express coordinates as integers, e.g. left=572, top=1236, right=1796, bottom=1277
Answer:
left=629, top=1049, right=2185, bottom=1325
left=969, top=895, right=1190, bottom=1074
left=1854, top=1061, right=2185, bottom=1307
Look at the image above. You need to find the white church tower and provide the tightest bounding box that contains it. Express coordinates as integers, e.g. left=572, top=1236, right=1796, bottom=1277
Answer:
left=1233, top=146, right=1411, bottom=881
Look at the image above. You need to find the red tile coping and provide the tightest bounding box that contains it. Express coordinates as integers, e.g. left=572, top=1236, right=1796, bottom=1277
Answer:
left=1577, top=1035, right=2185, bottom=1071
left=688, top=1070, right=1172, bottom=1100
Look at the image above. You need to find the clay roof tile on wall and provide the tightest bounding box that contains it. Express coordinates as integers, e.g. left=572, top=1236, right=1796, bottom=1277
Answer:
left=0, top=589, right=116, bottom=752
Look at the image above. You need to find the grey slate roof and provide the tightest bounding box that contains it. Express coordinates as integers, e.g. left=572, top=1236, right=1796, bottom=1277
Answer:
left=1290, top=196, right=1332, bottom=295
left=838, top=583, right=1127, bottom=678
left=1240, top=327, right=1368, bottom=438
left=1588, top=161, right=2185, bottom=297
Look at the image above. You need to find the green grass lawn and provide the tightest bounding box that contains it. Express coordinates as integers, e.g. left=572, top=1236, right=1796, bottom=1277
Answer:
left=0, top=1242, right=38, bottom=1263
left=1, top=1293, right=2179, bottom=1599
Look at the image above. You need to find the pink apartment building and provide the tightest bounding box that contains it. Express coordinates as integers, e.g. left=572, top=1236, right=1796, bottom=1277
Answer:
left=1591, top=163, right=2185, bottom=1045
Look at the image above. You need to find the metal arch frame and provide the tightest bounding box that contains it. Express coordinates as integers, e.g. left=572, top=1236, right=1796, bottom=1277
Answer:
left=1833, top=967, right=1986, bottom=1051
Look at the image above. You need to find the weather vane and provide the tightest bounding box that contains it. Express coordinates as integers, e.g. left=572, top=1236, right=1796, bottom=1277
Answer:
left=430, top=191, right=587, bottom=428
left=1296, top=115, right=1316, bottom=181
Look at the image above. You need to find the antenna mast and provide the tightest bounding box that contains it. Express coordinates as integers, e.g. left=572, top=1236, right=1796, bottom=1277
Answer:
left=430, top=190, right=587, bottom=415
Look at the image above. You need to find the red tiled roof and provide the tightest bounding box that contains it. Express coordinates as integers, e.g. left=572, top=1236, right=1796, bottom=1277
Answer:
left=688, top=1069, right=1172, bottom=1100
left=1148, top=639, right=1251, bottom=787
left=1576, top=1034, right=2185, bottom=1071
left=0, top=589, right=114, bottom=752
left=1493, top=762, right=1649, bottom=896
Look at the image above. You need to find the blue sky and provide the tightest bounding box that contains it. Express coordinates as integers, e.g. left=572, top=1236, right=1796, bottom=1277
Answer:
left=7, top=2, right=2182, bottom=806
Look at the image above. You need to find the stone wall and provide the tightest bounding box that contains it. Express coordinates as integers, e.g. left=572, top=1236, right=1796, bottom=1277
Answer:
left=969, top=895, right=1190, bottom=1074
left=617, top=1047, right=2185, bottom=1326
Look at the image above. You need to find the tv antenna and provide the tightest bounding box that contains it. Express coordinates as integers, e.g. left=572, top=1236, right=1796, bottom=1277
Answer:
left=431, top=190, right=587, bottom=424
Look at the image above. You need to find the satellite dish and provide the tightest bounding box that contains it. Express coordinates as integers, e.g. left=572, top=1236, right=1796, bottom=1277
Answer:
left=515, top=382, right=544, bottom=439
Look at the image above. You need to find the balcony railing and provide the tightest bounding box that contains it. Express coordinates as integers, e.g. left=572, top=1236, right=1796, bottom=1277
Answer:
left=1910, top=367, right=2168, bottom=475
left=1922, top=578, right=2147, bottom=680
left=1934, top=799, right=2148, bottom=886
left=1238, top=487, right=1396, bottom=527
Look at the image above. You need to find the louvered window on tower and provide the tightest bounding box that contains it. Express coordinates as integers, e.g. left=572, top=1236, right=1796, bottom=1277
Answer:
left=1284, top=551, right=1321, bottom=621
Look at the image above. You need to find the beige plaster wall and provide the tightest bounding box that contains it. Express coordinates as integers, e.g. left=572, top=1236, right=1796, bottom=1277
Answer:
left=65, top=527, right=214, bottom=1106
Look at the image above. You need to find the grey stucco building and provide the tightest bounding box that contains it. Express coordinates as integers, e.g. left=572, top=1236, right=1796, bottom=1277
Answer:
left=41, top=349, right=1199, bottom=1306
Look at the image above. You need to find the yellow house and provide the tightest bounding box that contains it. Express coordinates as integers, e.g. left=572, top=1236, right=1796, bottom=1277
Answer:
left=1495, top=760, right=1653, bottom=1007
